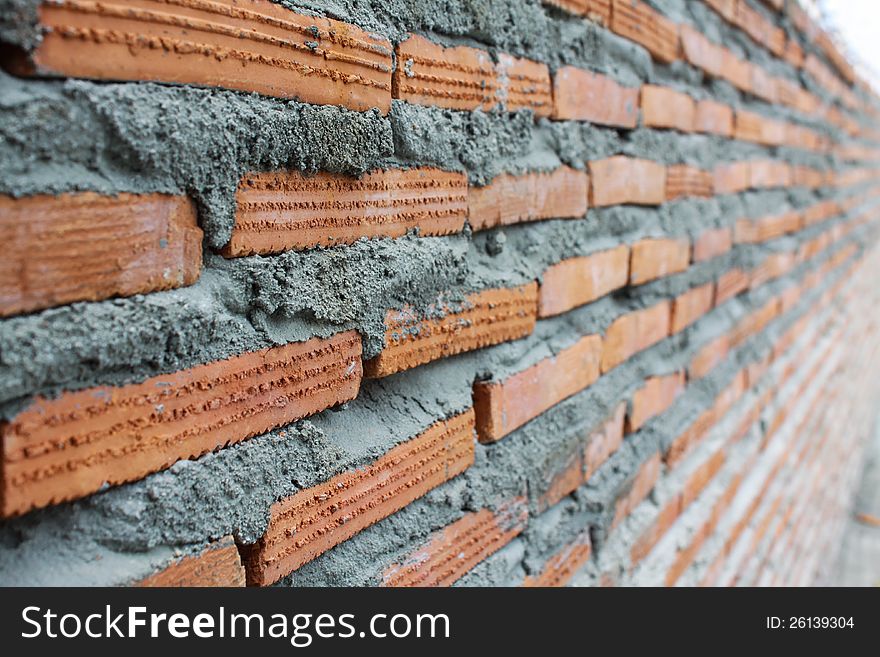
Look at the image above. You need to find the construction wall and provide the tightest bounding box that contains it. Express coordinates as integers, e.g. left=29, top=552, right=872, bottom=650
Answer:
left=0, top=0, right=879, bottom=586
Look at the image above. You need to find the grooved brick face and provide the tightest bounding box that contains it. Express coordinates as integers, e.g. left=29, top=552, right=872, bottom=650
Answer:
left=589, top=157, right=667, bottom=207
left=0, top=331, right=363, bottom=517
left=364, top=284, right=538, bottom=378
left=627, top=371, right=685, bottom=432
left=381, top=497, right=528, bottom=587
left=671, top=282, right=715, bottom=334
left=693, top=227, right=733, bottom=262
left=610, top=0, right=680, bottom=64
left=641, top=85, right=695, bottom=132
left=474, top=333, right=603, bottom=443
left=224, top=168, right=467, bottom=256
left=629, top=237, right=691, bottom=285
left=538, top=245, right=630, bottom=317
left=468, top=167, right=588, bottom=231
left=138, top=537, right=245, bottom=587
left=246, top=410, right=477, bottom=586
left=19, top=0, right=393, bottom=113
left=601, top=301, right=671, bottom=372
left=694, top=100, right=734, bottom=137
left=551, top=66, right=639, bottom=127
left=666, top=165, right=714, bottom=200
left=0, top=192, right=201, bottom=317
left=495, top=53, right=554, bottom=115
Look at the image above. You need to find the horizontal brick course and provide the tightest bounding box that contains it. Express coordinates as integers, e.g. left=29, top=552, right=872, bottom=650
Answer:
left=552, top=66, right=639, bottom=127
left=672, top=283, right=715, bottom=334
left=629, top=237, right=691, bottom=285
left=610, top=0, right=680, bottom=64
left=601, top=301, right=672, bottom=373
left=627, top=372, right=685, bottom=432
left=538, top=246, right=630, bottom=317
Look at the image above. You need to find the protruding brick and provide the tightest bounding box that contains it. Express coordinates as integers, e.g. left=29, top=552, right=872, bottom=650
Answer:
left=468, top=167, right=588, bottom=231
left=474, top=334, right=602, bottom=443
left=689, top=334, right=729, bottom=380
left=365, top=284, right=538, bottom=378
left=715, top=268, right=750, bottom=304
left=138, top=537, right=246, bottom=587
left=246, top=410, right=477, bottom=586
left=629, top=237, right=691, bottom=285
left=1, top=331, right=363, bottom=517
left=224, top=168, right=467, bottom=256
left=693, top=227, right=733, bottom=262
left=522, top=531, right=592, bottom=587
left=589, top=157, right=667, bottom=207
left=713, top=162, right=751, bottom=195
left=694, top=100, right=734, bottom=137
left=601, top=301, right=671, bottom=372
left=538, top=246, right=630, bottom=317
left=610, top=0, right=680, bottom=63
left=666, top=165, right=714, bottom=200
left=0, top=192, right=201, bottom=317
left=627, top=372, right=685, bottom=432
left=641, top=85, right=695, bottom=132
left=543, top=0, right=612, bottom=24
left=671, top=282, right=715, bottom=333
left=552, top=66, right=639, bottom=127
left=14, top=0, right=393, bottom=113
left=381, top=498, right=527, bottom=587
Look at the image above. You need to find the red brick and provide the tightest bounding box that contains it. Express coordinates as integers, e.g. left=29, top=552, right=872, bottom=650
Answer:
left=381, top=498, right=527, bottom=587
left=538, top=246, right=630, bottom=317
left=783, top=39, right=804, bottom=68
left=721, top=50, right=752, bottom=92
left=584, top=403, right=627, bottom=481
left=734, top=110, right=785, bottom=146
left=1, top=331, right=363, bottom=517
left=665, top=405, right=716, bottom=467
left=627, top=371, right=685, bottom=432
left=522, top=531, right=592, bottom=587
left=680, top=25, right=724, bottom=77
left=610, top=0, right=680, bottom=64
left=704, top=0, right=736, bottom=23
left=671, top=283, right=715, bottom=333
left=612, top=453, right=661, bottom=527
left=749, top=65, right=778, bottom=103
left=681, top=448, right=725, bottom=509
left=693, top=227, right=733, bottom=262
left=365, top=284, right=538, bottom=378
left=694, top=100, right=734, bottom=137
left=15, top=0, right=393, bottom=113
left=543, top=0, right=612, bottom=24
left=589, top=157, right=667, bottom=207
left=641, top=85, right=695, bottom=132
left=601, top=301, right=671, bottom=372
left=665, top=165, right=714, bottom=200
left=629, top=237, right=691, bottom=285
left=715, top=268, right=750, bottom=304
left=734, top=211, right=802, bottom=244
left=474, top=334, right=602, bottom=443
left=468, top=167, right=588, bottom=231
left=0, top=192, right=201, bottom=317
left=803, top=201, right=840, bottom=226
left=495, top=53, right=554, bottom=115
left=689, top=334, right=730, bottom=380
left=245, top=410, right=477, bottom=586
left=631, top=496, right=680, bottom=564
left=137, top=536, right=245, bottom=587
left=713, top=162, right=751, bottom=195
left=224, top=168, right=467, bottom=256
left=552, top=66, right=639, bottom=127
left=749, top=160, right=790, bottom=188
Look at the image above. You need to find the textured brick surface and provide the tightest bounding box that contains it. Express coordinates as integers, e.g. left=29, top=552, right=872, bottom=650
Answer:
left=137, top=537, right=246, bottom=587
left=538, top=246, right=630, bottom=317
left=365, top=284, right=538, bottom=377
left=589, top=157, right=667, bottom=207
left=224, top=168, right=467, bottom=255
left=666, top=165, right=714, bottom=200
left=1, top=332, right=363, bottom=516
left=0, top=192, right=201, bottom=317
left=18, top=0, right=393, bottom=113
left=610, top=0, right=680, bottom=63
left=552, top=66, right=639, bottom=127
left=245, top=410, right=476, bottom=585
left=601, top=301, right=672, bottom=372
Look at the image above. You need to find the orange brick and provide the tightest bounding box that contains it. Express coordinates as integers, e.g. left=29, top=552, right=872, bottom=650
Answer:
left=612, top=452, right=661, bottom=527
left=734, top=211, right=802, bottom=244
left=734, top=110, right=785, bottom=146
left=627, top=371, right=685, bottom=432
left=749, top=160, right=790, bottom=188
left=665, top=165, right=714, bottom=200
left=584, top=403, right=627, bottom=480
left=694, top=100, right=734, bottom=136
left=496, top=53, right=554, bottom=115
left=610, top=0, right=680, bottom=64
left=665, top=405, right=716, bottom=467
left=589, top=157, right=666, bottom=207
left=681, top=448, right=725, bottom=509
left=381, top=497, right=527, bottom=587
left=474, top=334, right=602, bottom=443
left=671, top=283, right=715, bottom=333
left=245, top=410, right=477, bottom=586
left=543, top=0, right=612, bottom=24
left=689, top=334, right=729, bottom=380
left=631, top=496, right=680, bottom=564
left=522, top=531, right=592, bottom=587
left=0, top=192, right=201, bottom=317
left=713, top=162, right=751, bottom=195
left=224, top=168, right=467, bottom=256
left=693, top=227, right=733, bottom=262
left=641, top=85, right=695, bottom=132
left=15, top=0, right=393, bottom=113
left=704, top=0, right=736, bottom=23
left=629, top=237, right=691, bottom=285
left=365, top=284, right=538, bottom=377
left=783, top=39, right=804, bottom=68
left=538, top=246, right=630, bottom=317
left=601, top=301, right=671, bottom=372
left=137, top=536, right=246, bottom=587
left=468, top=167, right=588, bottom=231
left=721, top=50, right=751, bottom=92
left=552, top=66, right=639, bottom=127
left=680, top=25, right=724, bottom=77
left=749, top=65, right=778, bottom=103
left=1, top=331, right=363, bottom=517
left=715, top=268, right=749, bottom=304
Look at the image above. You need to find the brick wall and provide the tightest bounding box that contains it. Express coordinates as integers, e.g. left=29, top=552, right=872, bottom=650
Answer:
left=0, top=0, right=878, bottom=587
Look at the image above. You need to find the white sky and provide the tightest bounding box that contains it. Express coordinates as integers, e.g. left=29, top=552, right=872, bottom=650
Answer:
left=821, top=0, right=880, bottom=88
